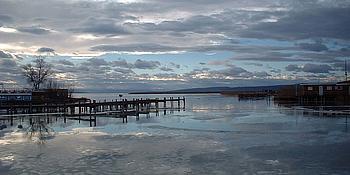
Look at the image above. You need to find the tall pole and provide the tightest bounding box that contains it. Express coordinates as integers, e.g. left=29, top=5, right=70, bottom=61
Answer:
left=345, top=59, right=348, bottom=81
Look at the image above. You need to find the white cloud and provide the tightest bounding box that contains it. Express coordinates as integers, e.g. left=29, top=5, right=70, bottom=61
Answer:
left=0, top=27, right=17, bottom=33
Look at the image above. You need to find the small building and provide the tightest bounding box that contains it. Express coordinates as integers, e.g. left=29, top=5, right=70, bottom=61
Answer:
left=0, top=90, right=32, bottom=102
left=0, top=89, right=69, bottom=104
left=275, top=81, right=350, bottom=105
left=32, top=89, right=69, bottom=104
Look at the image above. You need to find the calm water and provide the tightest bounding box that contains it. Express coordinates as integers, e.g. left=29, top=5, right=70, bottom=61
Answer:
left=0, top=93, right=349, bottom=175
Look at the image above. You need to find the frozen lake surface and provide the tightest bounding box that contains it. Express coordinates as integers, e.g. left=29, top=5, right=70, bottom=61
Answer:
left=1, top=94, right=349, bottom=174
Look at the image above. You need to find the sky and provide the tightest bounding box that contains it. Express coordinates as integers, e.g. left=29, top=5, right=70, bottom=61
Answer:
left=0, top=0, right=350, bottom=92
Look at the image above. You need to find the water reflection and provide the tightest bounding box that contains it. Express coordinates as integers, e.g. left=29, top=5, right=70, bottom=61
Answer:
left=1, top=94, right=350, bottom=174
left=25, top=117, right=55, bottom=144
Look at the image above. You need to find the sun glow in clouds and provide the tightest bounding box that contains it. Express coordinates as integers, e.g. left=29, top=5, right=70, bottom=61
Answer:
left=74, top=34, right=102, bottom=41
left=0, top=27, right=18, bottom=33
left=119, top=0, right=142, bottom=3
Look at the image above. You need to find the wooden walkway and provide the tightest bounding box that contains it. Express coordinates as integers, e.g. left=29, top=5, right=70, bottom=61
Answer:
left=0, top=97, right=186, bottom=124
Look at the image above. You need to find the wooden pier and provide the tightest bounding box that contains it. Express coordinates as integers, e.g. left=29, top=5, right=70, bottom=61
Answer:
left=0, top=97, right=186, bottom=124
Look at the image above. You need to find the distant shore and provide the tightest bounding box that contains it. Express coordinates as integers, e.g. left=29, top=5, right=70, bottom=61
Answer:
left=128, top=91, right=221, bottom=94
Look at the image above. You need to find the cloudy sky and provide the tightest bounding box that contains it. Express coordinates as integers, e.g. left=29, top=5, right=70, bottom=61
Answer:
left=0, top=0, right=350, bottom=91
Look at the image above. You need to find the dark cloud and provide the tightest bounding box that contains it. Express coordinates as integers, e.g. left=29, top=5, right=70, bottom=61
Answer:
left=169, top=62, right=181, bottom=69
left=215, top=64, right=251, bottom=77
left=70, top=18, right=129, bottom=36
left=245, top=62, right=264, bottom=67
left=190, top=64, right=254, bottom=79
left=111, top=59, right=134, bottom=69
left=207, top=60, right=230, bottom=66
left=37, top=47, right=55, bottom=53
left=56, top=59, right=74, bottom=66
left=231, top=51, right=310, bottom=62
left=0, top=14, right=13, bottom=24
left=0, top=50, right=12, bottom=58
left=0, top=58, right=17, bottom=67
left=131, top=8, right=286, bottom=36
left=270, top=69, right=281, bottom=73
left=82, top=58, right=109, bottom=67
left=17, top=26, right=52, bottom=35
left=297, top=42, right=328, bottom=52
left=114, top=68, right=135, bottom=74
left=241, top=7, right=350, bottom=40
left=0, top=58, right=23, bottom=86
left=136, top=15, right=225, bottom=34
left=160, top=67, right=174, bottom=72
left=253, top=71, right=271, bottom=77
left=285, top=64, right=300, bottom=72
left=134, top=59, right=160, bottom=69
left=332, top=60, right=350, bottom=71
left=90, top=43, right=179, bottom=52
left=285, top=63, right=334, bottom=73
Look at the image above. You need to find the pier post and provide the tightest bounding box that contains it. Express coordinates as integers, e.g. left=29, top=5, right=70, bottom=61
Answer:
left=103, top=100, right=106, bottom=111
left=29, top=103, right=32, bottom=114
left=79, top=101, right=81, bottom=115
left=183, top=97, right=186, bottom=109
left=170, top=97, right=173, bottom=109
left=164, top=97, right=167, bottom=108
left=93, top=100, right=96, bottom=114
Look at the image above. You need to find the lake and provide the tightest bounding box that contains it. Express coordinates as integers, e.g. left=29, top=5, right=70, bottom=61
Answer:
left=0, top=93, right=349, bottom=174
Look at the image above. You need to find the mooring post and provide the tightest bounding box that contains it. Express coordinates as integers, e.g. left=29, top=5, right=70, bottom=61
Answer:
left=164, top=97, right=167, bottom=108
left=89, top=102, right=92, bottom=115
left=29, top=103, right=33, bottom=114
left=93, top=100, right=96, bottom=114
left=79, top=101, right=81, bottom=115
left=183, top=96, right=186, bottom=109
left=170, top=97, right=173, bottom=108
left=103, top=100, right=106, bottom=111
left=71, top=106, right=75, bottom=115
left=136, top=103, right=140, bottom=116
left=63, top=102, right=66, bottom=115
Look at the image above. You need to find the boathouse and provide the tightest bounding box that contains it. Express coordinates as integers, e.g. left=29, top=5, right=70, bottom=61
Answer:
left=0, top=89, right=70, bottom=104
left=32, top=89, right=69, bottom=103
left=275, top=80, right=350, bottom=105
left=0, top=90, right=32, bottom=102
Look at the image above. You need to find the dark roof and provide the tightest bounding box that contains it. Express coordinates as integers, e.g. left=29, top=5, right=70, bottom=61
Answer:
left=336, top=80, right=350, bottom=85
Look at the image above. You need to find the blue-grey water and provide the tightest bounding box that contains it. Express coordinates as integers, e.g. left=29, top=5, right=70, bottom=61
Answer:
left=0, top=93, right=349, bottom=175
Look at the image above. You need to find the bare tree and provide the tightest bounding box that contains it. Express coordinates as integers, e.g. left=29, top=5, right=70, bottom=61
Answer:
left=22, top=56, right=53, bottom=90
left=45, top=78, right=62, bottom=89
